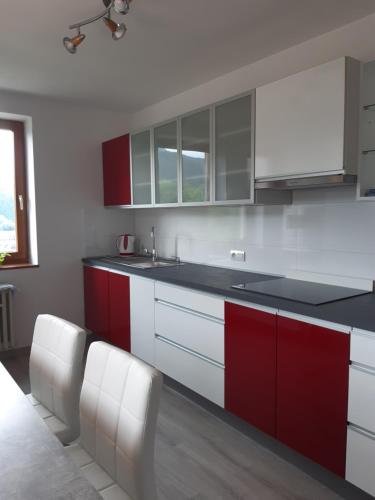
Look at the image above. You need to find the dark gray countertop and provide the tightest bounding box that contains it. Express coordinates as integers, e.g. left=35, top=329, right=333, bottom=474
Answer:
left=0, top=363, right=101, bottom=500
left=83, top=257, right=375, bottom=332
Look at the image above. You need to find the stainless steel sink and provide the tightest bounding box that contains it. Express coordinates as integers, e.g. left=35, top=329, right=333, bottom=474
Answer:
left=101, top=256, right=183, bottom=269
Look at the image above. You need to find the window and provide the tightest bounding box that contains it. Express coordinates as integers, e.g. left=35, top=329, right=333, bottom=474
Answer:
left=0, top=120, right=28, bottom=265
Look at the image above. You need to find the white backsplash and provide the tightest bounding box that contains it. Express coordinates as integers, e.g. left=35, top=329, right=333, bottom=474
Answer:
left=134, top=186, right=375, bottom=282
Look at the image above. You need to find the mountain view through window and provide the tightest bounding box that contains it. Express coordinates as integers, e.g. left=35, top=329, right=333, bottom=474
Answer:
left=0, top=129, right=17, bottom=252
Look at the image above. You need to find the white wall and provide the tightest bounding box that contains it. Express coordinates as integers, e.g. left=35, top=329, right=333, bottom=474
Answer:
left=0, top=90, right=133, bottom=347
left=129, top=13, right=375, bottom=131
left=131, top=13, right=375, bottom=284
left=134, top=187, right=375, bottom=285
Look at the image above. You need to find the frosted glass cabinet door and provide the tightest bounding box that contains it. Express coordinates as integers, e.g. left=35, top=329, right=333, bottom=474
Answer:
left=154, top=121, right=178, bottom=204
left=181, top=109, right=210, bottom=203
left=215, top=95, right=253, bottom=202
left=131, top=130, right=151, bottom=205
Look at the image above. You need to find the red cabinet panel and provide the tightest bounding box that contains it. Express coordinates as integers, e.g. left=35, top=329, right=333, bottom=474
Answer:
left=83, top=266, right=109, bottom=338
left=277, top=316, right=350, bottom=477
left=225, top=302, right=277, bottom=437
left=108, top=272, right=131, bottom=352
left=102, top=133, right=131, bottom=206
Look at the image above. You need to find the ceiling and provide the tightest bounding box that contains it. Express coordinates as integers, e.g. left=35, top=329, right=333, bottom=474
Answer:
left=1, top=0, right=375, bottom=112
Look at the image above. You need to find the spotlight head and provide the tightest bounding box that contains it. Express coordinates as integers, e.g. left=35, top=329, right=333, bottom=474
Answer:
left=104, top=17, right=127, bottom=40
left=113, top=0, right=130, bottom=15
left=63, top=33, right=86, bottom=54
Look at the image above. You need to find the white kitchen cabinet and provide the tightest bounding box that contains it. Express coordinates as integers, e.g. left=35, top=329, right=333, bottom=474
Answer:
left=346, top=425, right=375, bottom=497
left=348, top=365, right=375, bottom=435
left=155, top=336, right=224, bottom=407
left=155, top=300, right=224, bottom=364
left=346, top=327, right=375, bottom=496
left=255, top=57, right=360, bottom=180
left=154, top=281, right=225, bottom=406
left=154, top=281, right=224, bottom=319
left=130, top=276, right=155, bottom=365
left=351, top=328, right=375, bottom=367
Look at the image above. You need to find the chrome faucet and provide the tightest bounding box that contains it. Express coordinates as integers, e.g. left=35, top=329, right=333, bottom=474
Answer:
left=151, top=226, right=157, bottom=262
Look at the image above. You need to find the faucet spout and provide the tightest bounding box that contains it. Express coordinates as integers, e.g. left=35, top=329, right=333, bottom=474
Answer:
left=151, top=226, right=157, bottom=262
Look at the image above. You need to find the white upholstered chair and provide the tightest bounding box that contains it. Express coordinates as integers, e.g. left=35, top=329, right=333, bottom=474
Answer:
left=27, top=314, right=86, bottom=444
left=66, top=341, right=163, bottom=500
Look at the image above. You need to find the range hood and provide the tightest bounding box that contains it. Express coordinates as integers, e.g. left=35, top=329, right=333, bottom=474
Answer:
left=255, top=174, right=357, bottom=190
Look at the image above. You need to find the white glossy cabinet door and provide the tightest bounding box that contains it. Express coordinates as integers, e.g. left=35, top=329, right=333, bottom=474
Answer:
left=255, top=58, right=358, bottom=180
left=348, top=365, right=375, bottom=434
left=347, top=426, right=375, bottom=497
left=155, top=301, right=224, bottom=364
left=155, top=336, right=224, bottom=407
left=130, top=276, right=155, bottom=365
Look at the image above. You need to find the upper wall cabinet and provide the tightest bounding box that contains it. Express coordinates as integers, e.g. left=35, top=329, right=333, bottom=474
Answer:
left=131, top=130, right=152, bottom=206
left=102, top=133, right=131, bottom=206
left=154, top=120, right=179, bottom=205
left=181, top=109, right=211, bottom=204
left=215, top=95, right=254, bottom=203
left=255, top=57, right=360, bottom=181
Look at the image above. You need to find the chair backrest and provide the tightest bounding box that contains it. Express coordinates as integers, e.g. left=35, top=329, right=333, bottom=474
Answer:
left=29, top=314, right=86, bottom=432
left=80, top=341, right=163, bottom=500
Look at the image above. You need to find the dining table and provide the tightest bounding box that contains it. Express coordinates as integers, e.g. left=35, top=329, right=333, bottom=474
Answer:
left=0, top=362, right=102, bottom=500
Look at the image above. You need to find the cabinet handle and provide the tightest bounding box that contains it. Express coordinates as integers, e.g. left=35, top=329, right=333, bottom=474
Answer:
left=351, top=362, right=375, bottom=376
left=155, top=334, right=224, bottom=369
left=349, top=423, right=375, bottom=441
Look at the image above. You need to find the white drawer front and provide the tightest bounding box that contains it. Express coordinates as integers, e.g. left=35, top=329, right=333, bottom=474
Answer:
left=155, top=337, right=224, bottom=407
left=351, top=329, right=375, bottom=368
left=346, top=425, right=375, bottom=497
left=348, top=365, right=375, bottom=434
left=155, top=282, right=224, bottom=320
left=155, top=301, right=224, bottom=364
left=130, top=276, right=155, bottom=366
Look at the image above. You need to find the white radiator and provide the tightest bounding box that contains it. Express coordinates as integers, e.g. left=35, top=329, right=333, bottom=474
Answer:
left=0, top=287, right=14, bottom=351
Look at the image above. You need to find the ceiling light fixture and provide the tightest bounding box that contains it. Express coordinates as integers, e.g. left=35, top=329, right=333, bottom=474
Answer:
left=63, top=0, right=132, bottom=54
left=103, top=15, right=127, bottom=40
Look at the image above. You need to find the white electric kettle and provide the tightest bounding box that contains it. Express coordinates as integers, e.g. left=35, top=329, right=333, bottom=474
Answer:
left=116, top=234, right=136, bottom=256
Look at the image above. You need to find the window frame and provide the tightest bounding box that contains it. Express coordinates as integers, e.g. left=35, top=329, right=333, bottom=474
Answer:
left=0, top=119, right=29, bottom=265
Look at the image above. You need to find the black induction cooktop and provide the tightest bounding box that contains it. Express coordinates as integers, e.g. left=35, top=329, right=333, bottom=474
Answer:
left=232, top=278, right=370, bottom=305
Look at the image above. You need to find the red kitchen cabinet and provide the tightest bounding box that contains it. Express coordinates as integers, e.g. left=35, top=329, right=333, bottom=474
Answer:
left=102, top=133, right=131, bottom=206
left=83, top=266, right=109, bottom=338
left=108, top=272, right=131, bottom=352
left=277, top=315, right=350, bottom=477
left=225, top=302, right=277, bottom=437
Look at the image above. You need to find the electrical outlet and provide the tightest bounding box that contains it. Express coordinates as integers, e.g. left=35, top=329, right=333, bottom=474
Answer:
left=230, top=250, right=246, bottom=262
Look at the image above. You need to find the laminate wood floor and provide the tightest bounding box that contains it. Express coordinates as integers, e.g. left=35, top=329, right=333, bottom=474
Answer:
left=1, top=348, right=369, bottom=500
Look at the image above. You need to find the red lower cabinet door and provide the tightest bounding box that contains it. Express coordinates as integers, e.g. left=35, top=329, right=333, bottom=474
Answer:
left=277, top=316, right=350, bottom=477
left=83, top=266, right=109, bottom=338
left=225, top=302, right=277, bottom=437
left=108, top=272, right=131, bottom=352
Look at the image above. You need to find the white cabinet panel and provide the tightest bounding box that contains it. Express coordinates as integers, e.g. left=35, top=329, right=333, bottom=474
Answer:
left=348, top=366, right=375, bottom=434
left=346, top=425, right=375, bottom=497
left=155, top=301, right=224, bottom=364
left=351, top=329, right=375, bottom=368
left=155, top=336, right=224, bottom=407
left=155, top=282, right=224, bottom=319
left=130, top=276, right=155, bottom=365
left=255, top=58, right=358, bottom=180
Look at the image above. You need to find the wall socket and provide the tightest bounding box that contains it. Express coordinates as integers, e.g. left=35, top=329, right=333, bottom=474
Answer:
left=230, top=250, right=246, bottom=262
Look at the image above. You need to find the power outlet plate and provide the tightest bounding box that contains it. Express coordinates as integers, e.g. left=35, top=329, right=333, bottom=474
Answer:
left=230, top=250, right=246, bottom=262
